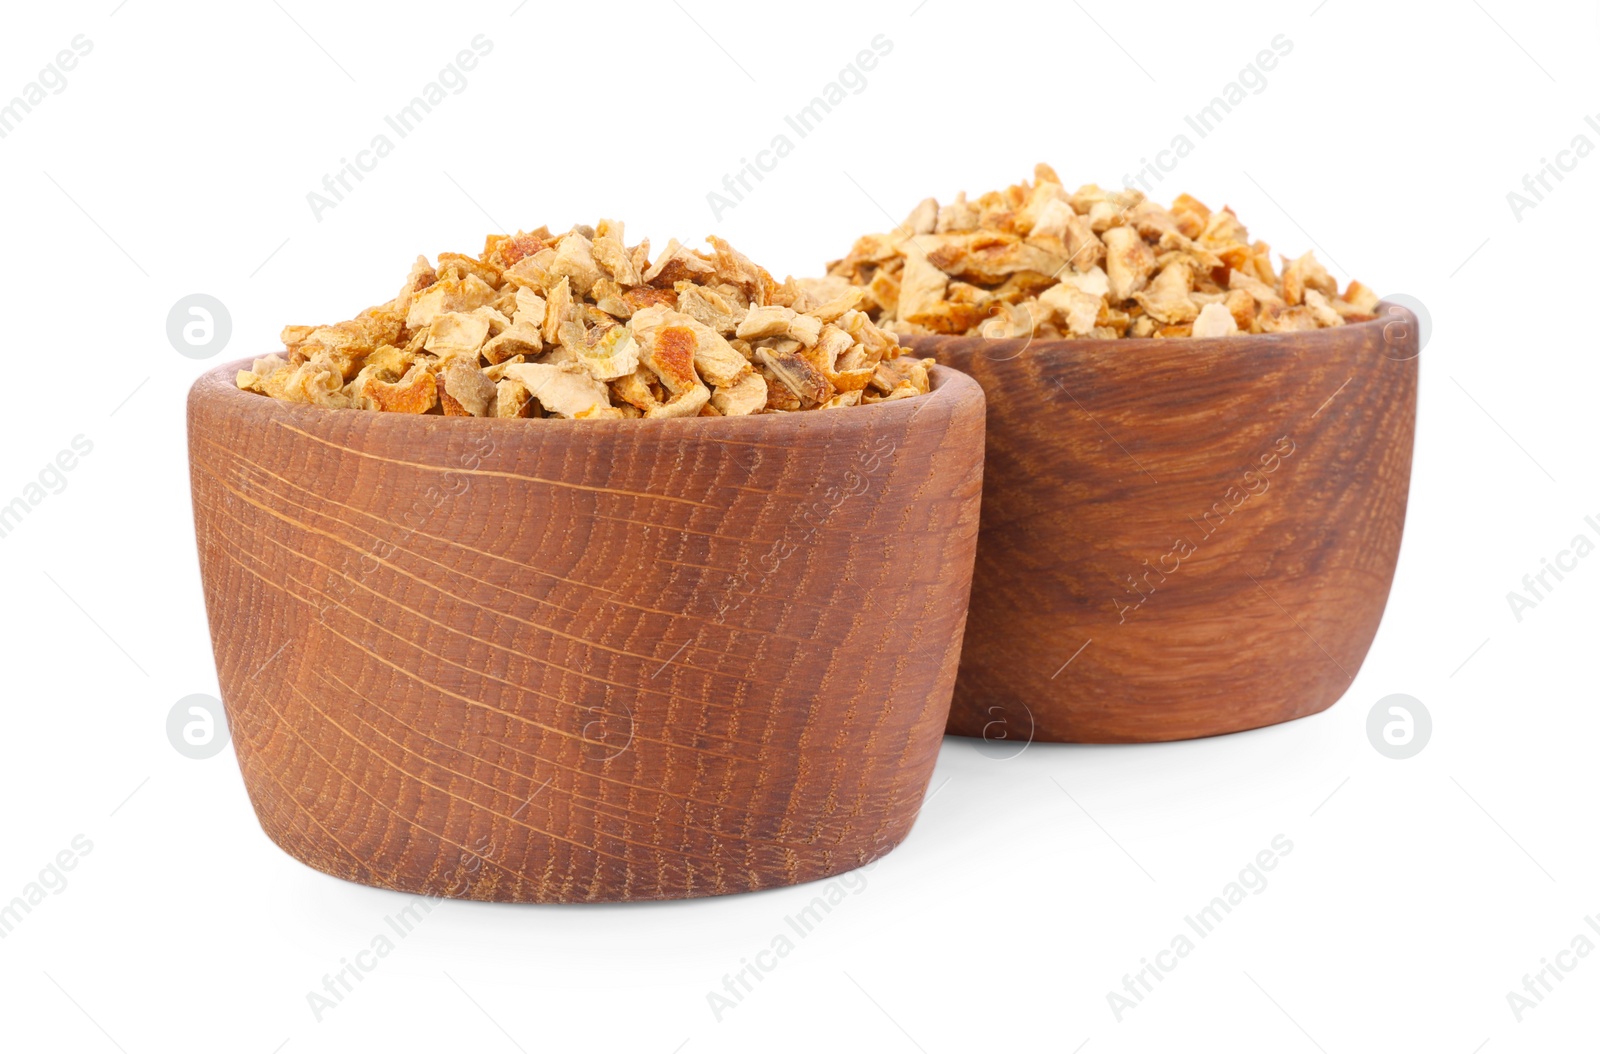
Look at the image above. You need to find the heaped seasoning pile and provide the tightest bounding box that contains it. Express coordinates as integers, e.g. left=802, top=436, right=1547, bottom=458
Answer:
left=239, top=222, right=933, bottom=418
left=812, top=163, right=1380, bottom=341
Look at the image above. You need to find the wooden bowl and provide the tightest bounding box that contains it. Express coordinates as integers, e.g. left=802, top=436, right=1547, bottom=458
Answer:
left=187, top=362, right=984, bottom=901
left=905, top=305, right=1418, bottom=743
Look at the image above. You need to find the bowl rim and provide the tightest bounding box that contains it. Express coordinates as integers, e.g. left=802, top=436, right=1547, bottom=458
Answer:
left=189, top=358, right=981, bottom=439
left=899, top=299, right=1417, bottom=359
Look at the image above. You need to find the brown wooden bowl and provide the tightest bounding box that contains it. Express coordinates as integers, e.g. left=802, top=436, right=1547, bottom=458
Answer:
left=187, top=362, right=984, bottom=902
left=905, top=304, right=1418, bottom=744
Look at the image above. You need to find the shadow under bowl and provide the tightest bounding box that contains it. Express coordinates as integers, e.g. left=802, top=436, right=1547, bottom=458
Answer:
left=187, top=362, right=985, bottom=901
left=904, top=304, right=1418, bottom=744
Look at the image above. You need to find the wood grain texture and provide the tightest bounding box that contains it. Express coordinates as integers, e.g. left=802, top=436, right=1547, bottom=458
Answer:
left=187, top=363, right=984, bottom=902
left=906, top=306, right=1417, bottom=743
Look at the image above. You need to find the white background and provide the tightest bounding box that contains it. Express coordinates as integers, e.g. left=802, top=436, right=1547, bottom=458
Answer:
left=1, top=1, right=1595, bottom=1051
